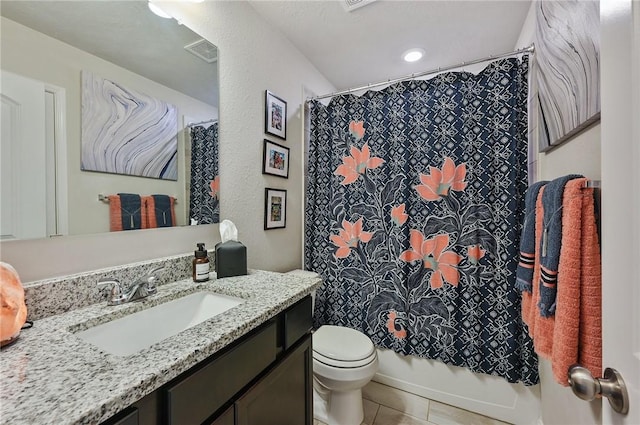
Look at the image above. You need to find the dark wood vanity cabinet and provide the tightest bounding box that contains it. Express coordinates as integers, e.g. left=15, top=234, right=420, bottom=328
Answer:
left=234, top=334, right=312, bottom=425
left=101, top=295, right=313, bottom=425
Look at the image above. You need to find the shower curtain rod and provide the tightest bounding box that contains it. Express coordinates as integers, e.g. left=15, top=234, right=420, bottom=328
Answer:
left=187, top=118, right=218, bottom=127
left=308, top=44, right=535, bottom=101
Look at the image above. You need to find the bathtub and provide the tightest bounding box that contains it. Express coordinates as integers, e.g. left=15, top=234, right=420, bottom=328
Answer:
left=372, top=348, right=541, bottom=425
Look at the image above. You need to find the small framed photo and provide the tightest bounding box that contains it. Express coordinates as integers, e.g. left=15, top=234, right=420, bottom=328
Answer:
left=264, top=188, right=287, bottom=230
left=265, top=90, right=287, bottom=140
left=262, top=139, right=290, bottom=178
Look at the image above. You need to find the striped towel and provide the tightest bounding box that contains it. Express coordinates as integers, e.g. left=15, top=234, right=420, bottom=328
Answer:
left=108, top=194, right=148, bottom=231
left=538, top=174, right=582, bottom=317
left=521, top=179, right=602, bottom=386
left=145, top=195, right=176, bottom=228
left=522, top=186, right=556, bottom=358
left=516, top=181, right=548, bottom=292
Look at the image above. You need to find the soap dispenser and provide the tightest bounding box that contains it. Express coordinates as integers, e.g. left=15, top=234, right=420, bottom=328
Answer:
left=193, top=243, right=210, bottom=282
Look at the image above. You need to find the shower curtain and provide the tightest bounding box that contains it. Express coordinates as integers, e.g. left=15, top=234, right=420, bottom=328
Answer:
left=189, top=123, right=219, bottom=224
left=305, top=57, right=538, bottom=385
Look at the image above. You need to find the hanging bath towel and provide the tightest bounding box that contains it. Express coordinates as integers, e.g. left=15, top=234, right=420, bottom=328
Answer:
left=516, top=180, right=548, bottom=292
left=145, top=195, right=177, bottom=228
left=551, top=178, right=602, bottom=385
left=538, top=174, right=582, bottom=317
left=108, top=193, right=148, bottom=231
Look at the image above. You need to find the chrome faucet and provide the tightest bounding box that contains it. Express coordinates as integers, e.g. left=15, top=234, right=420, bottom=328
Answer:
left=98, top=267, right=165, bottom=305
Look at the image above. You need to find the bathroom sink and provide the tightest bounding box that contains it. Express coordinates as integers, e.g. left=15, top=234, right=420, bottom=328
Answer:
left=75, top=291, right=244, bottom=356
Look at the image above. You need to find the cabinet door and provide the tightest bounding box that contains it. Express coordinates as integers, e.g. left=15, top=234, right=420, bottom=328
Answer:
left=166, top=321, right=277, bottom=425
left=209, top=405, right=234, bottom=425
left=235, top=334, right=312, bottom=425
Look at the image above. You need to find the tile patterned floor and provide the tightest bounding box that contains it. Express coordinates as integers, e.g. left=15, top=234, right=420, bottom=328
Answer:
left=314, top=381, right=511, bottom=425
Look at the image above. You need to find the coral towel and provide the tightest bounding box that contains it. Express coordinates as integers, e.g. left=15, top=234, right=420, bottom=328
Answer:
left=145, top=195, right=177, bottom=228
left=538, top=174, right=582, bottom=317
left=108, top=193, right=148, bottom=231
left=551, top=178, right=602, bottom=384
left=521, top=178, right=602, bottom=386
left=0, top=262, right=27, bottom=343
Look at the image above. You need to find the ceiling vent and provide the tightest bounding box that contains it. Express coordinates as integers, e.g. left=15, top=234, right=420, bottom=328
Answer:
left=184, top=39, right=218, bottom=63
left=341, top=0, right=377, bottom=12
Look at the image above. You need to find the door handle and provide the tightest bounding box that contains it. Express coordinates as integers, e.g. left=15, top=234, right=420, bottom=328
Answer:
left=568, top=365, right=629, bottom=415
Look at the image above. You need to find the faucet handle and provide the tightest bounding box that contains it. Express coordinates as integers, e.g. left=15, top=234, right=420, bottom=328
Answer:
left=146, top=266, right=165, bottom=278
left=141, top=267, right=165, bottom=294
left=97, top=278, right=127, bottom=305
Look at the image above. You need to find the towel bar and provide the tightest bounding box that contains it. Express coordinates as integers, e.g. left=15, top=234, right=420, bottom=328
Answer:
left=98, top=194, right=178, bottom=204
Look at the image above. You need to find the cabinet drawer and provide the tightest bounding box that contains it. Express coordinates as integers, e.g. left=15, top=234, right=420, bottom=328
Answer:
left=166, top=321, right=277, bottom=425
left=283, top=296, right=312, bottom=350
left=101, top=407, right=138, bottom=425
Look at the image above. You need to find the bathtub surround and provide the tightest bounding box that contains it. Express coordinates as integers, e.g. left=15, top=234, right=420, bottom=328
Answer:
left=307, top=57, right=537, bottom=385
left=315, top=380, right=513, bottom=425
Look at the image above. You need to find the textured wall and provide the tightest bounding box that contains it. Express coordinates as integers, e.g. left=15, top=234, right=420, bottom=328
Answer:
left=0, top=1, right=334, bottom=282
left=515, top=3, right=602, bottom=425
left=157, top=1, right=335, bottom=273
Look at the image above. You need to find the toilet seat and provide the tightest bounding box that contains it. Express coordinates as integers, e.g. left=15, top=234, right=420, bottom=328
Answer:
left=313, top=325, right=376, bottom=368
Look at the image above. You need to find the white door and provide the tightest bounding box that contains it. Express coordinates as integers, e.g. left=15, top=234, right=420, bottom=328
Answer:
left=0, top=71, right=47, bottom=240
left=599, top=0, right=639, bottom=423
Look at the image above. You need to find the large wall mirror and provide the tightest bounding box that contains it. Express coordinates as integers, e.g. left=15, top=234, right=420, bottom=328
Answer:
left=0, top=1, right=220, bottom=241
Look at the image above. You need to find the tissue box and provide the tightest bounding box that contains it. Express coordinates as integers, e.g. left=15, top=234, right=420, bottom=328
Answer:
left=215, top=241, right=247, bottom=278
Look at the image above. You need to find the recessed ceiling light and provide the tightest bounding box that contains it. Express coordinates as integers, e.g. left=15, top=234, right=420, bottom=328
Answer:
left=403, top=48, right=425, bottom=63
left=148, top=1, right=172, bottom=19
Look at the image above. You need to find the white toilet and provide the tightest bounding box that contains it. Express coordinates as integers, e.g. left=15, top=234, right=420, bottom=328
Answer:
left=313, top=325, right=379, bottom=425
left=287, top=270, right=379, bottom=425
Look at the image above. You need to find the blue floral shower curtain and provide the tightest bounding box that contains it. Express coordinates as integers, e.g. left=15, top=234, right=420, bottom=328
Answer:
left=189, top=123, right=219, bottom=224
left=305, top=57, right=538, bottom=385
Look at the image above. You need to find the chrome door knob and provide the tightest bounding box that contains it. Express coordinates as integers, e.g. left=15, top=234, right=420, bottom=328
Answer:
left=568, top=365, right=630, bottom=415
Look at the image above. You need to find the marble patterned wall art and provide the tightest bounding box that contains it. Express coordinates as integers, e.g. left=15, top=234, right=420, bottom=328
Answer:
left=81, top=71, right=178, bottom=180
left=535, top=0, right=600, bottom=151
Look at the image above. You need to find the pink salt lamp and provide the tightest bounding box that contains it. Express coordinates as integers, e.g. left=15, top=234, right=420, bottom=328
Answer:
left=0, top=262, right=27, bottom=345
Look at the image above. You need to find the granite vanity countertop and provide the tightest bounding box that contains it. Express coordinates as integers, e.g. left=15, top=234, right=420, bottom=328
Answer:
left=0, top=270, right=321, bottom=425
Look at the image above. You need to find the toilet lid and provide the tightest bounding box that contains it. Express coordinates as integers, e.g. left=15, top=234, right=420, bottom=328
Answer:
left=313, top=325, right=375, bottom=363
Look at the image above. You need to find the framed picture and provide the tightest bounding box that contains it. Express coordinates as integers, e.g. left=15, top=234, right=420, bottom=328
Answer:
left=81, top=71, right=178, bottom=180
left=535, top=1, right=600, bottom=152
left=265, top=90, right=287, bottom=140
left=264, top=188, right=287, bottom=230
left=262, top=139, right=290, bottom=178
